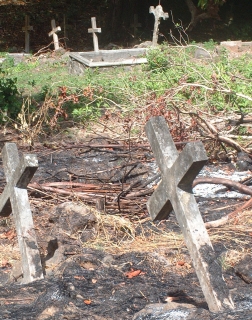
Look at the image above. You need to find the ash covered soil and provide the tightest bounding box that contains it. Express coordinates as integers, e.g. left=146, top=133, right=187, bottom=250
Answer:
left=0, top=133, right=251, bottom=320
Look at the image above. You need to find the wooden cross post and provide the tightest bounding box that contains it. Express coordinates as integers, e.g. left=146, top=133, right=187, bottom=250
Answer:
left=88, top=17, right=101, bottom=52
left=149, top=5, right=168, bottom=46
left=22, top=15, right=33, bottom=53
left=0, top=143, right=43, bottom=283
left=145, top=116, right=234, bottom=313
left=131, top=14, right=142, bottom=38
left=48, top=19, right=61, bottom=51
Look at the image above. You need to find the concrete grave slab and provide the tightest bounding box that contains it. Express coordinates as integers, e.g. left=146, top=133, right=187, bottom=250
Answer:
left=145, top=116, right=234, bottom=313
left=69, top=48, right=147, bottom=67
left=0, top=143, right=43, bottom=283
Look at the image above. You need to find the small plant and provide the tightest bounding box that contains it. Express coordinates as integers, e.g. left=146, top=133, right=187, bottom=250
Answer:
left=146, top=47, right=169, bottom=72
left=0, top=56, right=21, bottom=121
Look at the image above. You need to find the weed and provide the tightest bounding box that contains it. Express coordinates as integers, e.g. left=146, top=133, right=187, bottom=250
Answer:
left=1, top=43, right=252, bottom=149
left=0, top=56, right=21, bottom=121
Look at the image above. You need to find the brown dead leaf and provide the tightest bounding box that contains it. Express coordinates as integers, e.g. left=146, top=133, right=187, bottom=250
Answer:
left=177, top=260, right=185, bottom=266
left=0, top=229, right=16, bottom=240
left=83, top=299, right=92, bottom=305
left=125, top=269, right=145, bottom=278
left=91, top=279, right=97, bottom=283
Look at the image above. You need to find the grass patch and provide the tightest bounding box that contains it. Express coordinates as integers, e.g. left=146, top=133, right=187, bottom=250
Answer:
left=0, top=41, right=251, bottom=149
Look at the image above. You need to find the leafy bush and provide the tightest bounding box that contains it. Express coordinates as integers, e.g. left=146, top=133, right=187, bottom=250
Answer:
left=0, top=56, right=20, bottom=120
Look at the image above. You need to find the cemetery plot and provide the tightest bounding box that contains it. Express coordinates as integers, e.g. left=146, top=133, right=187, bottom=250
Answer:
left=69, top=48, right=147, bottom=71
left=0, top=134, right=251, bottom=319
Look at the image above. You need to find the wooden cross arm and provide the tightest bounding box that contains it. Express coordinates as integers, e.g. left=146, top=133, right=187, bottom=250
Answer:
left=0, top=150, right=38, bottom=217
left=149, top=6, right=155, bottom=14
left=88, top=27, right=101, bottom=33
left=147, top=179, right=173, bottom=221
left=0, top=189, right=12, bottom=217
left=173, top=142, right=208, bottom=188
left=149, top=5, right=169, bottom=20
left=12, top=154, right=38, bottom=188
left=22, top=26, right=33, bottom=32
left=48, top=26, right=61, bottom=37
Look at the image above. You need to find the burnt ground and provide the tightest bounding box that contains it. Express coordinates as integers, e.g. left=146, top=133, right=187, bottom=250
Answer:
left=0, top=130, right=251, bottom=319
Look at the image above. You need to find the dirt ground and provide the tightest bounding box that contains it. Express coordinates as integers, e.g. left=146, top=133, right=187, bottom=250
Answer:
left=0, top=125, right=251, bottom=319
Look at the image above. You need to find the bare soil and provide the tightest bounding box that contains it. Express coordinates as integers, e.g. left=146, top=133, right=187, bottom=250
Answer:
left=0, top=128, right=251, bottom=319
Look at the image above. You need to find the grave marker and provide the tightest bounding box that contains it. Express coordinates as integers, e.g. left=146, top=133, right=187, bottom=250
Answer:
left=88, top=17, right=101, bottom=52
left=145, top=116, right=234, bottom=313
left=22, top=15, right=33, bottom=53
left=48, top=19, right=61, bottom=51
left=0, top=143, right=43, bottom=283
left=149, top=5, right=168, bottom=46
left=131, top=14, right=142, bottom=38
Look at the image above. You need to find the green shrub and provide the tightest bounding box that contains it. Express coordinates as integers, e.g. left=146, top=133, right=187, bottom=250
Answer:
left=0, top=56, right=21, bottom=120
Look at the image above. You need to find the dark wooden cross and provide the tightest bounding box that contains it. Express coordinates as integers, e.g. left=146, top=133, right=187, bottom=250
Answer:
left=88, top=17, right=101, bottom=52
left=0, top=143, right=43, bottom=283
left=145, top=116, right=234, bottom=313
left=131, top=14, right=142, bottom=38
left=149, top=5, right=168, bottom=46
left=22, top=15, right=33, bottom=53
left=48, top=19, right=61, bottom=51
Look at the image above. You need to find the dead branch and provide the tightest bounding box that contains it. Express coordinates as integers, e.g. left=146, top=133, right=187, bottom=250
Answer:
left=205, top=197, right=252, bottom=229
left=193, top=177, right=252, bottom=196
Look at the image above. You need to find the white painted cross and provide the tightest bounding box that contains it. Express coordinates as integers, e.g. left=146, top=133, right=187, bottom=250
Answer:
left=145, top=116, right=234, bottom=313
left=0, top=143, right=43, bottom=283
left=149, top=5, right=168, bottom=46
left=22, top=15, right=33, bottom=53
left=88, top=17, right=101, bottom=52
left=131, top=14, right=142, bottom=38
left=48, top=19, right=61, bottom=51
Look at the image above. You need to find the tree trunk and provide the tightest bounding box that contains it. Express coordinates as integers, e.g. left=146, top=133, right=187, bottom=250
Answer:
left=185, top=0, right=220, bottom=30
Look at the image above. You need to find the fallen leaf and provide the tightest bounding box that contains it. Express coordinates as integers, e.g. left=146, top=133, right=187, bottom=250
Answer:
left=91, top=279, right=97, bottom=283
left=83, top=299, right=92, bottom=305
left=125, top=269, right=145, bottom=278
left=177, top=260, right=185, bottom=266
left=0, top=229, right=16, bottom=240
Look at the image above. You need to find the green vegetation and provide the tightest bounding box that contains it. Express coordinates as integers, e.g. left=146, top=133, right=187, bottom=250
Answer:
left=1, top=42, right=252, bottom=147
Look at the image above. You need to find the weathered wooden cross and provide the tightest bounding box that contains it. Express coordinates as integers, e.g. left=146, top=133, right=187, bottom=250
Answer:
left=22, top=15, right=33, bottom=53
left=88, top=17, right=101, bottom=52
left=145, top=116, right=234, bottom=313
left=48, top=19, right=61, bottom=51
left=131, top=14, right=142, bottom=38
left=0, top=143, right=43, bottom=283
left=149, top=5, right=168, bottom=46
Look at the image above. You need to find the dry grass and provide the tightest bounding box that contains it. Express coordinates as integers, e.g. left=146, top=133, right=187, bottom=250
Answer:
left=0, top=243, right=20, bottom=266
left=81, top=208, right=184, bottom=255
left=81, top=207, right=252, bottom=260
left=0, top=204, right=251, bottom=274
